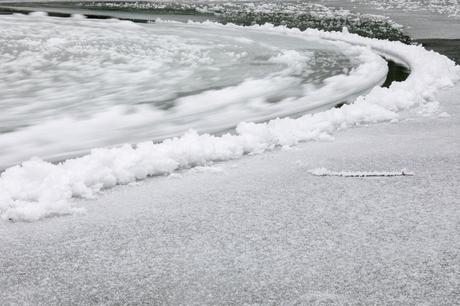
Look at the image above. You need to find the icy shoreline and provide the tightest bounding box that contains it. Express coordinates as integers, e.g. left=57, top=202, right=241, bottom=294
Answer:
left=1, top=18, right=459, bottom=221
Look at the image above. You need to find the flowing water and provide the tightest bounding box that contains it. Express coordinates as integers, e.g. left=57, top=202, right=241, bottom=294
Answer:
left=0, top=4, right=398, bottom=168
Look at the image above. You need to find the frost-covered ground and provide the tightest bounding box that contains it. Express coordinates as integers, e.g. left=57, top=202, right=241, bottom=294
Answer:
left=1, top=1, right=460, bottom=304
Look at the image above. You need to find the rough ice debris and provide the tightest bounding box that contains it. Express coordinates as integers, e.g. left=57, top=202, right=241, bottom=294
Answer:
left=308, top=168, right=414, bottom=177
left=0, top=20, right=459, bottom=221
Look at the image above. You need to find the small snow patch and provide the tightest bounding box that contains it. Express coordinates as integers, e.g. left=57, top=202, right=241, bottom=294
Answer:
left=29, top=11, right=48, bottom=17
left=168, top=173, right=183, bottom=179
left=415, top=101, right=440, bottom=117
left=308, top=168, right=414, bottom=177
left=189, top=165, right=225, bottom=174
left=438, top=112, right=451, bottom=118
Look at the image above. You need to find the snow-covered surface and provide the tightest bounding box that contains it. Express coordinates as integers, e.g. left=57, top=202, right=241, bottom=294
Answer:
left=1, top=16, right=459, bottom=221
left=1, top=84, right=459, bottom=305
left=0, top=13, right=387, bottom=168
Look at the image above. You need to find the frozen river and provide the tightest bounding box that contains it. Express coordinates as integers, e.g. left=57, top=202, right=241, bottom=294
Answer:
left=1, top=1, right=460, bottom=305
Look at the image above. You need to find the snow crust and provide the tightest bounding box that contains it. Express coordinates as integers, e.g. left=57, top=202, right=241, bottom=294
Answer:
left=0, top=18, right=459, bottom=221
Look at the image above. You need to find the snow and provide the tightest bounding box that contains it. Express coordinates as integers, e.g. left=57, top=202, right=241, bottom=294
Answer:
left=1, top=84, right=459, bottom=304
left=308, top=168, right=414, bottom=177
left=438, top=111, right=451, bottom=118
left=0, top=16, right=459, bottom=221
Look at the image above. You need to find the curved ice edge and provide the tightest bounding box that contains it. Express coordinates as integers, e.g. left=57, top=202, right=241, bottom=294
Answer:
left=0, top=14, right=389, bottom=169
left=1, top=22, right=459, bottom=222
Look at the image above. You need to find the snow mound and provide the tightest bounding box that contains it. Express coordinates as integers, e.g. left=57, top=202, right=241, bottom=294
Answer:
left=1, top=21, right=459, bottom=221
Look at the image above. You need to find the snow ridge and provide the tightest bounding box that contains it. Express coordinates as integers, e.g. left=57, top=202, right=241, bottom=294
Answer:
left=1, top=20, right=459, bottom=221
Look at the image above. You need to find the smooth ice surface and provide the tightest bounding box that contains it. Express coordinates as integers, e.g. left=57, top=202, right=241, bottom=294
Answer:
left=0, top=13, right=387, bottom=168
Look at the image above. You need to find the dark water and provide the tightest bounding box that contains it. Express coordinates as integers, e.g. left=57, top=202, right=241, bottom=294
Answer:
left=334, top=60, right=409, bottom=109
left=416, top=39, right=460, bottom=65
left=383, top=60, right=410, bottom=88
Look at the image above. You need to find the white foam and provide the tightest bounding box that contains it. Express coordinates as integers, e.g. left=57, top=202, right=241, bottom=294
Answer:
left=0, top=14, right=386, bottom=168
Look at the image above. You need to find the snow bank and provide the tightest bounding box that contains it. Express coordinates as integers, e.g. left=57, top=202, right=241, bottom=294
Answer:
left=1, top=21, right=459, bottom=221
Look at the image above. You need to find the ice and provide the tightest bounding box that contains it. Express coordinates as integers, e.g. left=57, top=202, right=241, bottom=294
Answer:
left=438, top=111, right=451, bottom=118
left=308, top=168, right=414, bottom=177
left=364, top=0, right=460, bottom=18
left=0, top=2, right=459, bottom=305
left=0, top=16, right=458, bottom=221
left=0, top=13, right=387, bottom=168
left=69, top=0, right=411, bottom=42
left=320, top=0, right=460, bottom=39
left=189, top=165, right=225, bottom=174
